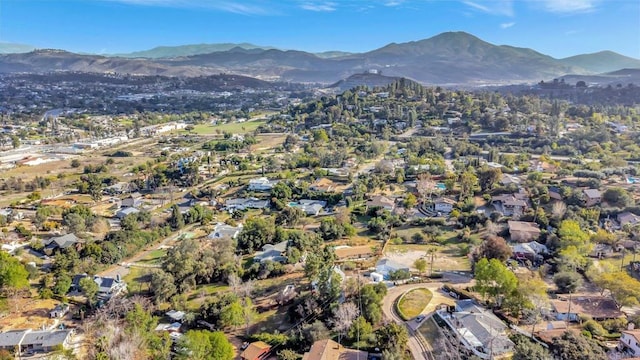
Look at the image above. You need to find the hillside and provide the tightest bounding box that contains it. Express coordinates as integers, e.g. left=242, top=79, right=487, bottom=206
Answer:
left=115, top=43, right=275, bottom=59
left=560, top=51, right=640, bottom=74
left=328, top=72, right=402, bottom=91
left=1, top=32, right=639, bottom=86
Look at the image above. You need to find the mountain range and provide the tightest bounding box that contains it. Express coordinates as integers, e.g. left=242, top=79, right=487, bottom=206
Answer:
left=1, top=32, right=639, bottom=86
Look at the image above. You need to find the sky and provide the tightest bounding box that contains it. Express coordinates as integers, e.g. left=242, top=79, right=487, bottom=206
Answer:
left=1, top=0, right=639, bottom=58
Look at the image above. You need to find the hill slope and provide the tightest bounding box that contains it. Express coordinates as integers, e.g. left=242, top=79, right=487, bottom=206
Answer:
left=560, top=51, right=640, bottom=73
left=115, top=43, right=275, bottom=59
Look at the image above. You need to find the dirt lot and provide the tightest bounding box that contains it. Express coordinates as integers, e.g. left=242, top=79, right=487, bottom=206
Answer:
left=0, top=298, right=61, bottom=331
left=385, top=245, right=471, bottom=272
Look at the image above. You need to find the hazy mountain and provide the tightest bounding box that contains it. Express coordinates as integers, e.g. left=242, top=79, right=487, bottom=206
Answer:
left=560, top=51, right=640, bottom=74
left=1, top=32, right=638, bottom=86
left=0, top=42, right=35, bottom=54
left=315, top=51, right=353, bottom=59
left=115, top=43, right=276, bottom=59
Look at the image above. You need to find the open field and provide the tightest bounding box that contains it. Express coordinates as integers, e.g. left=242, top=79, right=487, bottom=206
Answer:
left=397, top=288, right=433, bottom=320
left=186, top=120, right=267, bottom=135
left=386, top=244, right=471, bottom=272
left=0, top=296, right=60, bottom=331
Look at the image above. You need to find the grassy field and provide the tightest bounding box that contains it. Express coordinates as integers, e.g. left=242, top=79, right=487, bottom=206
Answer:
left=187, top=120, right=267, bottom=135
left=397, top=288, right=433, bottom=320
left=137, top=249, right=167, bottom=265
left=385, top=243, right=471, bottom=272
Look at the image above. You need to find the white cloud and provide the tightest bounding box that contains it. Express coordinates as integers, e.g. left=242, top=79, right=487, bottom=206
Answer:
left=299, top=2, right=337, bottom=12
left=462, top=0, right=514, bottom=16
left=537, top=0, right=598, bottom=14
left=500, top=22, right=515, bottom=28
left=102, top=0, right=274, bottom=15
left=385, top=0, right=404, bottom=6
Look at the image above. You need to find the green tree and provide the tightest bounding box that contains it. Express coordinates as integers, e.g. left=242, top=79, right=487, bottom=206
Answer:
left=376, top=322, right=409, bottom=353
left=550, top=331, right=605, bottom=360
left=348, top=316, right=374, bottom=344
left=511, top=334, right=550, bottom=360
left=237, top=217, right=276, bottom=253
left=10, top=135, right=20, bottom=149
left=79, top=277, right=99, bottom=307
left=414, top=258, right=427, bottom=276
left=0, top=251, right=29, bottom=292
left=313, top=129, right=329, bottom=143
left=474, top=258, right=518, bottom=306
left=459, top=170, right=478, bottom=198
left=220, top=298, right=244, bottom=329
left=477, top=167, right=502, bottom=192
left=169, top=204, right=185, bottom=230
left=150, top=269, right=177, bottom=304
left=602, top=187, right=633, bottom=208
left=53, top=274, right=72, bottom=295
left=403, top=193, right=417, bottom=209
left=553, top=271, right=582, bottom=294
left=271, top=182, right=292, bottom=200
left=176, top=330, right=234, bottom=360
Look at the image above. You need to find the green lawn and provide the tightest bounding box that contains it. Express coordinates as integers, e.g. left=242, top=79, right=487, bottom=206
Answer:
left=137, top=249, right=167, bottom=265
left=123, top=267, right=153, bottom=295
left=186, top=120, right=266, bottom=135
left=397, top=288, right=433, bottom=320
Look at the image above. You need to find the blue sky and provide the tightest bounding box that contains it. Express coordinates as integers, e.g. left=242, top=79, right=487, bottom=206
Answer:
left=1, top=0, right=639, bottom=58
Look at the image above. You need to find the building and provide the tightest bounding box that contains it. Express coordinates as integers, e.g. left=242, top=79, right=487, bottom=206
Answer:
left=375, top=258, right=409, bottom=279
left=507, top=221, right=541, bottom=243
left=49, top=303, right=70, bottom=318
left=44, top=233, right=81, bottom=254
left=511, top=241, right=548, bottom=262
left=302, top=339, right=368, bottom=360
left=208, top=222, right=243, bottom=240
left=583, top=189, right=602, bottom=207
left=240, top=341, right=271, bottom=360
left=437, top=300, right=514, bottom=359
left=366, top=196, right=395, bottom=212
left=309, top=178, right=336, bottom=192
left=619, top=328, right=640, bottom=357
left=550, top=296, right=623, bottom=322
left=433, top=197, right=456, bottom=214
left=290, top=200, right=327, bottom=216
left=225, top=198, right=270, bottom=211
left=93, top=275, right=127, bottom=299
left=0, top=329, right=73, bottom=354
left=254, top=241, right=288, bottom=263
left=121, top=193, right=143, bottom=208
left=116, top=207, right=140, bottom=219
left=492, top=193, right=529, bottom=217
left=247, top=177, right=277, bottom=192
left=618, top=212, right=640, bottom=228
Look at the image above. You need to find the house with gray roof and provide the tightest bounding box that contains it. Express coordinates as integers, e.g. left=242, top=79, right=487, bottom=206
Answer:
left=290, top=200, right=327, bottom=216
left=437, top=300, right=514, bottom=359
left=375, top=258, right=409, bottom=279
left=93, top=275, right=126, bottom=299
left=121, top=192, right=143, bottom=208
left=225, top=198, right=270, bottom=211
left=0, top=329, right=73, bottom=354
left=254, top=241, right=288, bottom=263
left=208, top=222, right=243, bottom=240
left=116, top=206, right=140, bottom=219
left=44, top=233, right=80, bottom=254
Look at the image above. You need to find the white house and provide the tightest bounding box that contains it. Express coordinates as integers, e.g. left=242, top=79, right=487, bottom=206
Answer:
left=375, top=258, right=409, bottom=279
left=619, top=328, right=640, bottom=356
left=208, top=222, right=243, bottom=240
left=248, top=177, right=278, bottom=192
left=290, top=200, right=327, bottom=216
left=433, top=197, right=456, bottom=214
left=225, top=198, right=270, bottom=211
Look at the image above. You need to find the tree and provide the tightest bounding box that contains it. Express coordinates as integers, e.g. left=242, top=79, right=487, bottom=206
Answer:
left=278, top=350, right=301, bottom=360
left=459, top=170, right=478, bottom=198
left=474, top=258, right=518, bottom=306
left=150, top=269, right=177, bottom=304
left=10, top=135, right=19, bottom=149
left=603, top=187, right=633, bottom=208
left=0, top=251, right=29, bottom=293
left=237, top=217, right=276, bottom=253
left=302, top=320, right=331, bottom=345
left=176, top=330, right=234, bottom=360
left=511, top=334, right=550, bottom=360
left=477, top=167, right=502, bottom=192
left=276, top=207, right=305, bottom=227
left=169, top=204, right=185, bottom=230
left=476, top=235, right=512, bottom=262
left=553, top=271, right=582, bottom=294
left=53, top=274, right=72, bottom=295
left=348, top=316, right=373, bottom=344
left=271, top=182, right=292, bottom=200
left=220, top=298, right=244, bottom=329
left=591, top=270, right=640, bottom=308
left=414, top=258, right=427, bottom=277
left=70, top=159, right=81, bottom=168
left=331, top=302, right=359, bottom=344
left=558, top=220, right=591, bottom=255
left=376, top=322, right=409, bottom=353
left=403, top=193, right=417, bottom=209
left=79, top=276, right=99, bottom=307
left=550, top=331, right=605, bottom=360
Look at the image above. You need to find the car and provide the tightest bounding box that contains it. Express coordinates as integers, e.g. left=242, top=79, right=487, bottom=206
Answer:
left=240, top=342, right=250, bottom=350
left=415, top=315, right=425, bottom=322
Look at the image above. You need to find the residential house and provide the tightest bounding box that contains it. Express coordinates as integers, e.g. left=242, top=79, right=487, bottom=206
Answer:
left=254, top=241, right=288, bottom=263
left=366, top=196, right=395, bottom=212
left=492, top=193, right=529, bottom=217
left=49, top=304, right=70, bottom=318
left=437, top=300, right=514, bottom=359
left=116, top=207, right=140, bottom=219
left=618, top=212, right=640, bottom=228
left=511, top=241, right=548, bottom=262
left=166, top=310, right=186, bottom=323
left=69, top=274, right=88, bottom=292
left=44, top=233, right=81, bottom=254
left=432, top=197, right=456, bottom=214
left=93, top=275, right=126, bottom=299
left=247, top=177, right=277, bottom=192
left=208, top=222, right=243, bottom=240
left=0, top=329, right=73, bottom=354
left=550, top=296, right=623, bottom=322
left=548, top=186, right=563, bottom=201
left=302, top=339, right=368, bottom=360
left=620, top=328, right=640, bottom=357
left=290, top=200, right=327, bottom=216
left=225, top=198, right=270, bottom=211
left=309, top=178, right=335, bottom=192
left=121, top=192, right=143, bottom=208
left=154, top=322, right=182, bottom=333
left=500, top=174, right=521, bottom=186
left=583, top=189, right=602, bottom=207
left=375, top=258, right=409, bottom=279
left=241, top=341, right=271, bottom=360
left=508, top=221, right=541, bottom=243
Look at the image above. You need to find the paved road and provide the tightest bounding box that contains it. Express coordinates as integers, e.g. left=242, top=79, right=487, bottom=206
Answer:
left=381, top=276, right=473, bottom=360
